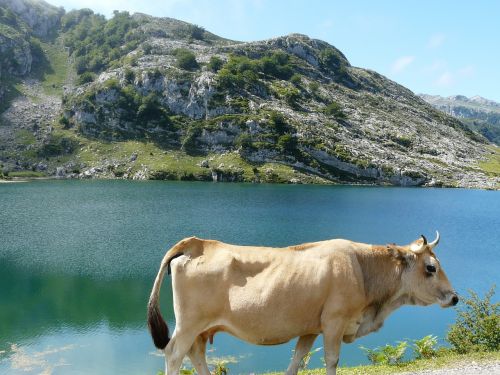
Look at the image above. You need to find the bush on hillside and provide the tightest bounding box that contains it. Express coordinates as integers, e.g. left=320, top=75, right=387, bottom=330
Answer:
left=188, top=24, right=205, bottom=40
left=77, top=71, right=96, bottom=85
left=323, top=101, right=347, bottom=120
left=174, top=49, right=199, bottom=71
left=207, top=56, right=224, bottom=72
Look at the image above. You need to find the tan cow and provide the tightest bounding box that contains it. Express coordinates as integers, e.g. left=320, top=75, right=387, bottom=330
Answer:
left=148, top=232, right=458, bottom=375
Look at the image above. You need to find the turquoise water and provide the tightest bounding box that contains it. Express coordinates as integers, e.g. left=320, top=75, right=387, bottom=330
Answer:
left=0, top=180, right=498, bottom=374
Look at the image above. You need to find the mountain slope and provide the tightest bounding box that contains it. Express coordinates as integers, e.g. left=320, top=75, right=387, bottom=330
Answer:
left=0, top=0, right=499, bottom=188
left=420, top=94, right=500, bottom=146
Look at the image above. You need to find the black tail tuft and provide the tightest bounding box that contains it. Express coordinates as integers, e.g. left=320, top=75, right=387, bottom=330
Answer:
left=147, top=303, right=170, bottom=349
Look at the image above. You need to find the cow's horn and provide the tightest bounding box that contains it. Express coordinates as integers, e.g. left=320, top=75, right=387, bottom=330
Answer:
left=429, top=231, right=440, bottom=249
left=421, top=235, right=428, bottom=245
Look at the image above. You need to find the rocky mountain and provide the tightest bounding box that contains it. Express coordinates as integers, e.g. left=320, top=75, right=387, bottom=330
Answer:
left=420, top=94, right=500, bottom=146
left=1, top=0, right=499, bottom=188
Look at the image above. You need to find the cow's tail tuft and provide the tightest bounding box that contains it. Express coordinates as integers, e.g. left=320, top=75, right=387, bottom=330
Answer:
left=147, top=237, right=197, bottom=349
left=147, top=297, right=169, bottom=349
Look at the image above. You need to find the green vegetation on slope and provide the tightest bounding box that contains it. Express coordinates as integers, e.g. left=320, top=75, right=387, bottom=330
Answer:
left=61, top=9, right=144, bottom=76
left=478, top=146, right=500, bottom=177
left=30, top=38, right=69, bottom=96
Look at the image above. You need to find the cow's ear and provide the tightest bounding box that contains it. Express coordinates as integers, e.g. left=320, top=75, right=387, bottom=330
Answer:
left=388, top=245, right=412, bottom=265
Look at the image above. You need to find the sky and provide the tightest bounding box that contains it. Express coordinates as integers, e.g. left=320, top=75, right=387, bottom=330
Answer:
left=47, top=0, right=500, bottom=102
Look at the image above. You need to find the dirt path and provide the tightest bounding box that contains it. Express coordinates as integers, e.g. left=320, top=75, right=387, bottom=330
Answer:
left=399, top=360, right=500, bottom=374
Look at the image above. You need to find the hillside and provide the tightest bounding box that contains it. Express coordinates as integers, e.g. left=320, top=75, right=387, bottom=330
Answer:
left=1, top=0, right=499, bottom=188
left=420, top=94, right=500, bottom=146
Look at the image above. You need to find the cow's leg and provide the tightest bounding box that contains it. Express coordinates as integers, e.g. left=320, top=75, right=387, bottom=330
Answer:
left=164, top=328, right=199, bottom=375
left=285, top=334, right=318, bottom=375
left=322, top=322, right=345, bottom=375
left=187, top=335, right=210, bottom=375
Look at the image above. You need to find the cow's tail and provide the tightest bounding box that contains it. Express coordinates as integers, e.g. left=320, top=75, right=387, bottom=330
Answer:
left=147, top=236, right=197, bottom=349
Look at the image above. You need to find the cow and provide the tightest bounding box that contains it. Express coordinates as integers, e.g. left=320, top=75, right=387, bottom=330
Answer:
left=147, top=232, right=458, bottom=375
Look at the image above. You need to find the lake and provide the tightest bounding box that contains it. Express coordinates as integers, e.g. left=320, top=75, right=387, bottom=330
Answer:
left=0, top=180, right=498, bottom=374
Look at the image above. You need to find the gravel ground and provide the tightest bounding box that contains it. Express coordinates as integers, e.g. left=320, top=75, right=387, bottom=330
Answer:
left=399, top=360, right=500, bottom=374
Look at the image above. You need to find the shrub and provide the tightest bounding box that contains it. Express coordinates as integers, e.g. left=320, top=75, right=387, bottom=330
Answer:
left=136, top=93, right=170, bottom=125
left=308, top=81, right=320, bottom=94
left=188, top=24, right=205, bottom=40
left=334, top=144, right=352, bottom=162
left=277, top=134, right=297, bottom=154
left=259, top=51, right=293, bottom=80
left=290, top=73, right=302, bottom=86
left=447, top=285, right=499, bottom=353
left=323, top=102, right=347, bottom=120
left=123, top=68, right=135, bottom=83
left=207, top=56, right=224, bottom=72
left=360, top=341, right=408, bottom=365
left=392, top=134, right=413, bottom=148
left=216, top=54, right=259, bottom=90
left=37, top=135, right=78, bottom=157
left=77, top=71, right=96, bottom=85
left=413, top=335, right=438, bottom=359
left=143, top=43, right=152, bottom=54
left=319, top=48, right=343, bottom=70
left=174, top=49, right=199, bottom=70
left=235, top=133, right=253, bottom=150
left=58, top=115, right=71, bottom=128
left=274, top=85, right=301, bottom=108
left=103, top=78, right=120, bottom=90
left=268, top=111, right=289, bottom=134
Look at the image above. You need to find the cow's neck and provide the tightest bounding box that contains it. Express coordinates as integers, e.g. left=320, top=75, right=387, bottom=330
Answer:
left=354, top=246, right=412, bottom=338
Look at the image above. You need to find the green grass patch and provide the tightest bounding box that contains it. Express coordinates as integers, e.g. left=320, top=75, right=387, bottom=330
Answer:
left=478, top=145, right=500, bottom=176
left=31, top=39, right=70, bottom=96
left=261, top=350, right=500, bottom=375
left=15, top=129, right=36, bottom=146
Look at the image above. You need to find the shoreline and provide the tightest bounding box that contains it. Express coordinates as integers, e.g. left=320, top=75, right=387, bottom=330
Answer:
left=0, top=176, right=498, bottom=190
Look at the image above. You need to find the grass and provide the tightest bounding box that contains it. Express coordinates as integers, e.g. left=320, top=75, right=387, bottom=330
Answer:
left=262, top=350, right=500, bottom=375
left=32, top=39, right=70, bottom=96
left=15, top=129, right=37, bottom=146
left=478, top=145, right=500, bottom=177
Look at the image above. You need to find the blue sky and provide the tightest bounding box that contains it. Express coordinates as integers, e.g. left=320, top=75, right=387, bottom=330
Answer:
left=48, top=0, right=500, bottom=102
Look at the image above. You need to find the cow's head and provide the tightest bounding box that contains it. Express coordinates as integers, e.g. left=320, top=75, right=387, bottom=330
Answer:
left=404, top=232, right=458, bottom=308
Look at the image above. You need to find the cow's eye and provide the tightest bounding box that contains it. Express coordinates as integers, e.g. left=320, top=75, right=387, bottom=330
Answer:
left=426, top=265, right=436, bottom=273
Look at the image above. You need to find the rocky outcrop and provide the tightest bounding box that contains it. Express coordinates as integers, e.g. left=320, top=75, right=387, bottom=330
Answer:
left=0, top=29, right=32, bottom=75
left=0, top=0, right=63, bottom=38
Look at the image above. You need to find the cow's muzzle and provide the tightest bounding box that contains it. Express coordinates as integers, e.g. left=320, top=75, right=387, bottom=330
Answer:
left=440, top=292, right=459, bottom=307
